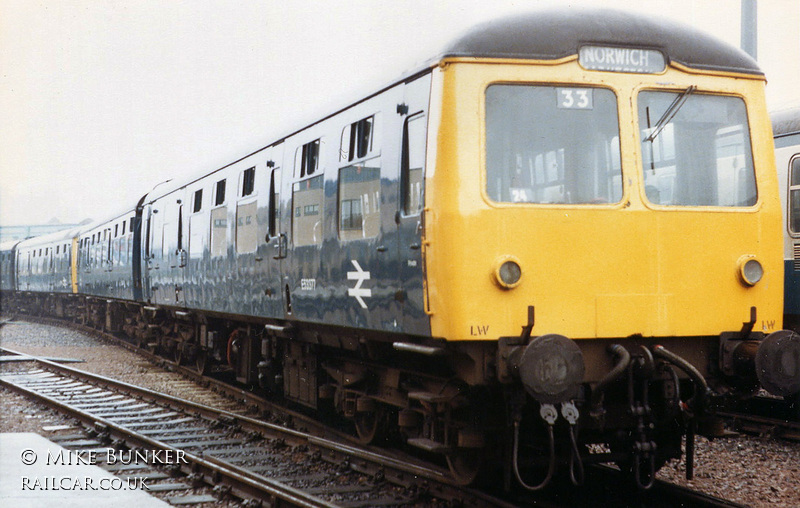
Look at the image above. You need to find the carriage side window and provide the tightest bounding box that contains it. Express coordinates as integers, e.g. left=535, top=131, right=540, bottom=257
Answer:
left=292, top=175, right=324, bottom=246
left=638, top=91, right=756, bottom=207
left=789, top=157, right=800, bottom=234
left=241, top=167, right=256, bottom=197
left=402, top=113, right=427, bottom=215
left=340, top=116, right=377, bottom=162
left=193, top=189, right=203, bottom=213
left=339, top=157, right=381, bottom=240
left=298, top=139, right=320, bottom=177
left=486, top=85, right=622, bottom=204
left=214, top=179, right=226, bottom=206
left=211, top=180, right=228, bottom=257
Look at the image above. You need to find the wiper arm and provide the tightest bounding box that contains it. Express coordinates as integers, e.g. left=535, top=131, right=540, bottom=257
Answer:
left=645, top=85, right=697, bottom=142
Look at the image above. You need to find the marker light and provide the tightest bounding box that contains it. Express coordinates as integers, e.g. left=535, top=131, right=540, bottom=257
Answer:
left=495, top=257, right=522, bottom=289
left=738, top=256, right=764, bottom=286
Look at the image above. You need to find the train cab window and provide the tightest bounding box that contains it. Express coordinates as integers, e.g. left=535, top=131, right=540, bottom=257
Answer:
left=486, top=85, right=622, bottom=204
left=789, top=157, right=800, bottom=233
left=241, top=167, right=256, bottom=197
left=339, top=157, right=381, bottom=240
left=638, top=91, right=756, bottom=207
left=402, top=113, right=426, bottom=215
left=193, top=189, right=203, bottom=213
left=340, top=116, right=377, bottom=162
left=214, top=179, right=226, bottom=206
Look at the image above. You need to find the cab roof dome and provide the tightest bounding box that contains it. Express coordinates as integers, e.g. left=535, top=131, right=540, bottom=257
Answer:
left=439, top=8, right=762, bottom=76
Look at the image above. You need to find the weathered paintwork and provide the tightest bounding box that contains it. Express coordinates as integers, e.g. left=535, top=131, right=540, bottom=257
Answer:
left=140, top=74, right=432, bottom=337
left=424, top=57, right=782, bottom=352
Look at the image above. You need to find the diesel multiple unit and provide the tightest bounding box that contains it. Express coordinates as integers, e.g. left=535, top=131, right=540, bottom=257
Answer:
left=3, top=8, right=800, bottom=490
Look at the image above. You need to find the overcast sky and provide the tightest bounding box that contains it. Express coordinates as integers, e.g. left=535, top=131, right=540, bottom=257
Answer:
left=1, top=0, right=798, bottom=227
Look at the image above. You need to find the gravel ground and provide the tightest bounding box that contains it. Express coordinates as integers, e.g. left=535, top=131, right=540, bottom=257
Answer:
left=2, top=320, right=799, bottom=507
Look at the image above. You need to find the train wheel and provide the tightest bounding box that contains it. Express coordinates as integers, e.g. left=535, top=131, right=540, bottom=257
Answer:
left=195, top=351, right=209, bottom=376
left=353, top=397, right=386, bottom=444
left=446, top=448, right=483, bottom=486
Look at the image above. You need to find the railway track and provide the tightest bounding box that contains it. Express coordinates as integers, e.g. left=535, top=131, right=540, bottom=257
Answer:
left=0, top=346, right=515, bottom=508
left=1, top=318, right=761, bottom=507
left=718, top=396, right=800, bottom=442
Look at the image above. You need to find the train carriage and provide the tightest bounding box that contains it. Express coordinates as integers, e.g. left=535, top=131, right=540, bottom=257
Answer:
left=5, top=8, right=800, bottom=491
left=0, top=240, right=21, bottom=293
left=773, top=106, right=800, bottom=329
left=9, top=227, right=80, bottom=317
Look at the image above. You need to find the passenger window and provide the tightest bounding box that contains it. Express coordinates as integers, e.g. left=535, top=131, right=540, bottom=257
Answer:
left=236, top=202, right=258, bottom=254
left=193, top=189, right=203, bottom=213
left=339, top=157, right=381, bottom=240
left=292, top=175, right=323, bottom=246
left=789, top=157, right=800, bottom=233
left=402, top=113, right=427, bottom=215
left=241, top=167, right=256, bottom=197
left=210, top=207, right=227, bottom=257
left=214, top=179, right=226, bottom=206
left=297, top=139, right=320, bottom=178
left=340, top=116, right=377, bottom=162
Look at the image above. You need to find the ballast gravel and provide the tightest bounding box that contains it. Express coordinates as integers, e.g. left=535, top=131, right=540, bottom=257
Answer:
left=1, top=319, right=798, bottom=507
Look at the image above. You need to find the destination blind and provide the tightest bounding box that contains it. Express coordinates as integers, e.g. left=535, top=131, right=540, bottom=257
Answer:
left=579, top=46, right=666, bottom=74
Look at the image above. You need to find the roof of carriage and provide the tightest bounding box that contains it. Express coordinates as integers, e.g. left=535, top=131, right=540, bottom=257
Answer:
left=438, top=7, right=762, bottom=76
left=772, top=107, right=800, bottom=139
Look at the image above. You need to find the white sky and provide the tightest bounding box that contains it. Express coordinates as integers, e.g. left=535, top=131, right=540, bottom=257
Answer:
left=1, top=0, right=798, bottom=226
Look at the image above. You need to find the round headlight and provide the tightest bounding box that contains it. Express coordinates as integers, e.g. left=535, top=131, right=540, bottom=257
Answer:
left=495, top=258, right=522, bottom=289
left=739, top=256, right=764, bottom=286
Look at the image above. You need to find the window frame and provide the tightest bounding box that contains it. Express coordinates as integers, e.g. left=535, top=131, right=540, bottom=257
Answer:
left=788, top=155, right=800, bottom=236
left=401, top=112, right=427, bottom=217
left=636, top=89, right=758, bottom=209
left=241, top=167, right=256, bottom=198
left=213, top=179, right=227, bottom=207
left=484, top=82, right=624, bottom=206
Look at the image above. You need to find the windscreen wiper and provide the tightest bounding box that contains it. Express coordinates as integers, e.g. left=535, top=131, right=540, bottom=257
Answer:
left=645, top=85, right=697, bottom=142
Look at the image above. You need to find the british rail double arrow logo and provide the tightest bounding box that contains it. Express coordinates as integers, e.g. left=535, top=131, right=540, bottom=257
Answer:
left=347, top=260, right=372, bottom=309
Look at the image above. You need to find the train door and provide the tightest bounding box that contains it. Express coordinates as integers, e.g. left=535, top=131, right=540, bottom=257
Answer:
left=396, top=75, right=432, bottom=334
left=263, top=145, right=286, bottom=318
left=173, top=202, right=187, bottom=306
left=142, top=203, right=156, bottom=303
left=161, top=198, right=186, bottom=307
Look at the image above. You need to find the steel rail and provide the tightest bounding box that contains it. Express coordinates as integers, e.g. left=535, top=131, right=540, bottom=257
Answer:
left=0, top=346, right=515, bottom=508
